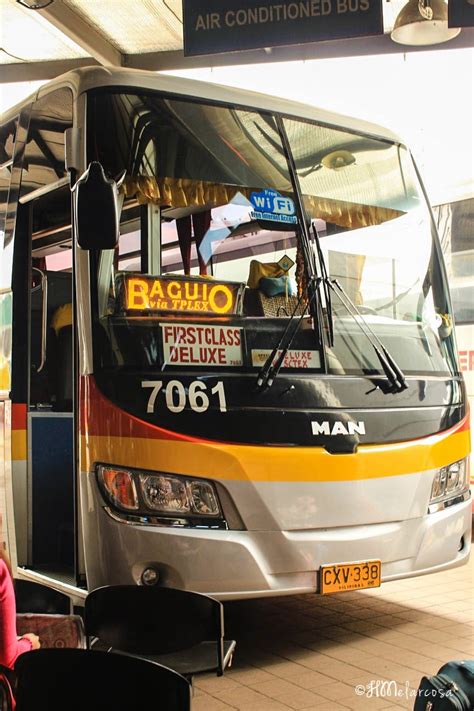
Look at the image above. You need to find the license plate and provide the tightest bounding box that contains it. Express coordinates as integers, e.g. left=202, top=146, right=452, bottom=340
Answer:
left=319, top=560, right=381, bottom=595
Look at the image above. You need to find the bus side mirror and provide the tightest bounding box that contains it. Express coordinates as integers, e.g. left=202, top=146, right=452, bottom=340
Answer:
left=74, top=162, right=119, bottom=250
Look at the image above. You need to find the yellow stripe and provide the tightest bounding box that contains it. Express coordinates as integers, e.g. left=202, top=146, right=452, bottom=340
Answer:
left=81, top=428, right=470, bottom=482
left=0, top=361, right=10, bottom=392
left=11, top=430, right=27, bottom=461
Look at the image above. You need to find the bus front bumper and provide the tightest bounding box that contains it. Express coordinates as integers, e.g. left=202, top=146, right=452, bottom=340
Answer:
left=83, top=486, right=471, bottom=600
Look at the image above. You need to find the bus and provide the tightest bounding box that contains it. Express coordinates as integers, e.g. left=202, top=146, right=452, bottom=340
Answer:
left=0, top=66, right=471, bottom=602
left=433, top=193, right=474, bottom=506
left=433, top=194, right=474, bottom=415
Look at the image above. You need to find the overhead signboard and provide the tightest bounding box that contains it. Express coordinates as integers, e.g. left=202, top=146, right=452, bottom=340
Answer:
left=449, top=0, right=474, bottom=27
left=182, top=0, right=384, bottom=56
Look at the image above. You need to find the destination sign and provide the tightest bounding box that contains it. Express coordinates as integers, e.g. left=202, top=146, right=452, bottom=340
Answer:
left=252, top=349, right=320, bottom=369
left=121, top=276, right=244, bottom=316
left=161, top=323, right=243, bottom=366
left=183, top=0, right=384, bottom=56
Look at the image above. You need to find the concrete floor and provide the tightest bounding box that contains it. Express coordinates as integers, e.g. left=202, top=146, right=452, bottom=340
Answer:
left=194, top=554, right=474, bottom=710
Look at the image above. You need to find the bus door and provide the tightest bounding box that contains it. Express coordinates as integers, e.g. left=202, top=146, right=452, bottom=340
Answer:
left=12, top=88, right=76, bottom=581
left=29, top=208, right=74, bottom=576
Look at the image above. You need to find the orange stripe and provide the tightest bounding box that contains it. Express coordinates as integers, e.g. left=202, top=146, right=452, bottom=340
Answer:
left=12, top=403, right=27, bottom=430
left=454, top=413, right=471, bottom=433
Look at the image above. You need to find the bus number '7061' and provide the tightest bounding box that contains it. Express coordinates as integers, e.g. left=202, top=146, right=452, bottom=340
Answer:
left=142, top=380, right=227, bottom=414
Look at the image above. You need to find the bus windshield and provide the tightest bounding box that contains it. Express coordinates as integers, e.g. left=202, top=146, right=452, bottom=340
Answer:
left=87, top=90, right=458, bottom=378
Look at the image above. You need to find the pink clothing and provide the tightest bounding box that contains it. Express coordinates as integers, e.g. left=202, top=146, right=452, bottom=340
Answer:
left=0, top=559, right=32, bottom=668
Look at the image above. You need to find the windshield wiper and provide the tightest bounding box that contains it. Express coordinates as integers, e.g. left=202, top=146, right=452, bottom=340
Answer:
left=311, top=223, right=334, bottom=348
left=257, top=276, right=321, bottom=390
left=327, top=278, right=408, bottom=393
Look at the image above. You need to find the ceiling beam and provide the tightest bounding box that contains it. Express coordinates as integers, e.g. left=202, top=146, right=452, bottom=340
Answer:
left=37, top=2, right=122, bottom=67
left=1, top=28, right=472, bottom=84
left=0, top=58, right=99, bottom=84
left=125, top=28, right=474, bottom=71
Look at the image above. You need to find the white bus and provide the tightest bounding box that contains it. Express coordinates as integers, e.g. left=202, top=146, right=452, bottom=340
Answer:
left=0, top=67, right=471, bottom=601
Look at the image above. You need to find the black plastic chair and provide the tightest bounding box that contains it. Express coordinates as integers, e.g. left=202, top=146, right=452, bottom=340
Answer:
left=14, top=649, right=191, bottom=711
left=0, top=664, right=15, bottom=711
left=84, top=585, right=236, bottom=678
left=14, top=579, right=71, bottom=614
left=15, top=579, right=85, bottom=650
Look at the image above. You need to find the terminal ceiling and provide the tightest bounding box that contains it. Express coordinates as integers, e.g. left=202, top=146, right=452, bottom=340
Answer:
left=0, top=0, right=473, bottom=84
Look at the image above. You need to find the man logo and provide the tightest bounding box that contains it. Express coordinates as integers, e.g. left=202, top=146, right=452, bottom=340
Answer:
left=311, top=421, right=366, bottom=436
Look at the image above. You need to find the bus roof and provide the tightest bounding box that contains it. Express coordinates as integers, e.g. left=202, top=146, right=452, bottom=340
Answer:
left=1, top=65, right=404, bottom=146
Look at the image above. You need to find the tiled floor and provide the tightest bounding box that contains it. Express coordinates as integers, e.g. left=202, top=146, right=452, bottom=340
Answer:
left=194, top=555, right=474, bottom=710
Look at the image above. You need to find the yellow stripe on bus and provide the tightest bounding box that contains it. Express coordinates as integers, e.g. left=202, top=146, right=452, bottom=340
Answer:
left=11, top=430, right=27, bottom=461
left=80, top=428, right=470, bottom=482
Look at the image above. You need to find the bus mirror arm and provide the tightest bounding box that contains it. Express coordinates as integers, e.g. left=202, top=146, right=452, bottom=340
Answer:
left=73, top=162, right=120, bottom=251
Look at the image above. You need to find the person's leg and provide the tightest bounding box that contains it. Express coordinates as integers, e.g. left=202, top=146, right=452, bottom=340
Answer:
left=176, top=215, right=192, bottom=275
left=192, top=210, right=212, bottom=276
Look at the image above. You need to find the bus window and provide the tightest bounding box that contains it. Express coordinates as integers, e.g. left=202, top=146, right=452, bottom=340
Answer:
left=433, top=196, right=474, bottom=428
left=451, top=285, right=474, bottom=325
left=284, top=117, right=456, bottom=377
left=0, top=131, right=14, bottom=395
left=0, top=119, right=16, bottom=230
left=118, top=228, right=141, bottom=272
left=0, top=119, right=18, bottom=291
left=20, top=88, right=72, bottom=199
left=161, top=202, right=299, bottom=289
left=29, top=187, right=73, bottom=411
left=45, top=247, right=72, bottom=272
left=22, top=87, right=74, bottom=411
left=88, top=93, right=316, bottom=372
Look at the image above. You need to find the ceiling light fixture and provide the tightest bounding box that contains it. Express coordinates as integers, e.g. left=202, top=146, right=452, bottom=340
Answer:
left=391, top=0, right=461, bottom=45
left=16, top=0, right=54, bottom=9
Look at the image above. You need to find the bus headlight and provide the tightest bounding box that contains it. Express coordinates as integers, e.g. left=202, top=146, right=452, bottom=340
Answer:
left=140, top=474, right=221, bottom=517
left=97, top=465, right=222, bottom=520
left=429, top=458, right=469, bottom=510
